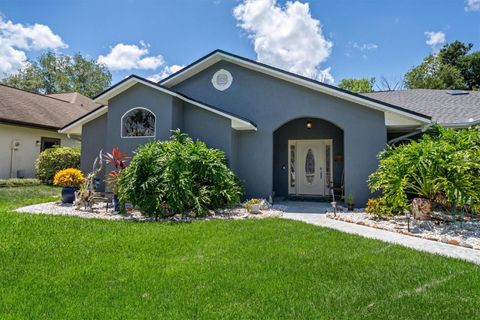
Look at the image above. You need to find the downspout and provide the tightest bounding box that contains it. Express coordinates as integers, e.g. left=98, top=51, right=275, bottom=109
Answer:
left=388, top=123, right=434, bottom=145
left=9, top=140, right=19, bottom=178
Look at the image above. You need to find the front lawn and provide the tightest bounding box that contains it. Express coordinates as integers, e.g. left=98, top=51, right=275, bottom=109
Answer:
left=0, top=186, right=479, bottom=319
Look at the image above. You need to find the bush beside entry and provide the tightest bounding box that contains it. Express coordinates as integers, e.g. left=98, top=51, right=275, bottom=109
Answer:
left=368, top=125, right=480, bottom=217
left=117, top=130, right=243, bottom=219
left=35, top=147, right=81, bottom=183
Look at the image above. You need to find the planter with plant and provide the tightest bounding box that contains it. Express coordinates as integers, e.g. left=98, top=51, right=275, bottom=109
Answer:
left=104, top=148, right=129, bottom=212
left=345, top=195, right=354, bottom=211
left=53, top=168, right=85, bottom=203
left=244, top=198, right=262, bottom=214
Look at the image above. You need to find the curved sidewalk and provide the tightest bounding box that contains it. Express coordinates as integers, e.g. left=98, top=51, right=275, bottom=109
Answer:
left=282, top=212, right=480, bottom=265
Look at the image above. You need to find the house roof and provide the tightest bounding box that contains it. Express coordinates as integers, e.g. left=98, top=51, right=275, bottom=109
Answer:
left=60, top=75, right=257, bottom=135
left=362, top=89, right=480, bottom=126
left=0, top=84, right=100, bottom=130
left=159, top=49, right=432, bottom=126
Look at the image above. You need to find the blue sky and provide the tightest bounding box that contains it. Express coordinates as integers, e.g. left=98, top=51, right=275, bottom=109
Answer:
left=0, top=0, right=479, bottom=86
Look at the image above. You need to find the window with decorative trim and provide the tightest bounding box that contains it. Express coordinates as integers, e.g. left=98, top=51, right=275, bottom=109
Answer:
left=121, top=108, right=156, bottom=138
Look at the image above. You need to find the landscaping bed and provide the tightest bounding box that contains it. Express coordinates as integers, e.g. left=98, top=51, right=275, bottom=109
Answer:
left=15, top=201, right=283, bottom=221
left=326, top=211, right=480, bottom=250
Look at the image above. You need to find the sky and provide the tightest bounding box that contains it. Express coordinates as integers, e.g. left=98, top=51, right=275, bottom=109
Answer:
left=0, top=0, right=479, bottom=86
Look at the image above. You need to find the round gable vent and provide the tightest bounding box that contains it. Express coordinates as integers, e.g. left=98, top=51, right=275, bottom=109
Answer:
left=211, top=69, right=233, bottom=91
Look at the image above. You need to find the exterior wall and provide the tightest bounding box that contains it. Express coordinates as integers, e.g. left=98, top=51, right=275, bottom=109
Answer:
left=0, top=123, right=79, bottom=179
left=182, top=103, right=234, bottom=166
left=173, top=61, right=387, bottom=205
left=106, top=84, right=174, bottom=157
left=80, top=114, right=107, bottom=190
left=273, top=118, right=344, bottom=197
left=85, top=83, right=235, bottom=190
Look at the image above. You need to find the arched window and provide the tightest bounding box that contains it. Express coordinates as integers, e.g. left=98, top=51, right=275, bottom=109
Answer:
left=121, top=107, right=156, bottom=138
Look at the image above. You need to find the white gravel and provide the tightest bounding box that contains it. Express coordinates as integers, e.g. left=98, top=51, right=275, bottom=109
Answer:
left=15, top=201, right=283, bottom=222
left=326, top=211, right=480, bottom=250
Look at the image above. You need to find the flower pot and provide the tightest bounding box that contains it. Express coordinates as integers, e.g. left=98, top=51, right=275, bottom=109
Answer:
left=113, top=194, right=120, bottom=212
left=61, top=187, right=77, bottom=204
left=250, top=203, right=261, bottom=214
left=412, top=197, right=432, bottom=220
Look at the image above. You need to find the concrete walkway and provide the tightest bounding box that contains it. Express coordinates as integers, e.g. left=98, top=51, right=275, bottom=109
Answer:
left=278, top=202, right=480, bottom=265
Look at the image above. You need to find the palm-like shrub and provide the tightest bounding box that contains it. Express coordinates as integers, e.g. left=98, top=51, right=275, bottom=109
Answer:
left=117, top=130, right=243, bottom=219
left=35, top=147, right=80, bottom=183
left=369, top=125, right=480, bottom=214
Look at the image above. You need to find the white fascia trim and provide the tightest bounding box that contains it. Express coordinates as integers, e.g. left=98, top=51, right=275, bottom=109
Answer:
left=95, top=77, right=256, bottom=131
left=58, top=106, right=108, bottom=134
left=161, top=52, right=431, bottom=125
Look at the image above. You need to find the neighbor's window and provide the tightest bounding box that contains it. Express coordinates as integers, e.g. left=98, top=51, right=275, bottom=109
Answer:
left=121, top=108, right=156, bottom=137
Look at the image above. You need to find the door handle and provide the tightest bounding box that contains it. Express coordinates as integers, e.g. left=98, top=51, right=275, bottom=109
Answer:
left=319, top=167, right=323, bottom=179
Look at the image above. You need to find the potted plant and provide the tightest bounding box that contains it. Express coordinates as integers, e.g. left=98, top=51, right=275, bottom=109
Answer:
left=53, top=168, right=85, bottom=203
left=244, top=198, right=262, bottom=214
left=104, top=148, right=129, bottom=212
left=345, top=194, right=354, bottom=211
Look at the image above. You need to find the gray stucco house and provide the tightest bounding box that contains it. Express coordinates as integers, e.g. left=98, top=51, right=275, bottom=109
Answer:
left=60, top=50, right=480, bottom=206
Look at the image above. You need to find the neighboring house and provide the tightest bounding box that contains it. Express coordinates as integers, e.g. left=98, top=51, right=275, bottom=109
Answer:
left=60, top=50, right=480, bottom=205
left=0, top=84, right=99, bottom=179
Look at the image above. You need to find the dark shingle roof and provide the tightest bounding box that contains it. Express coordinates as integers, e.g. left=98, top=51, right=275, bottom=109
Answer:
left=362, top=89, right=480, bottom=124
left=0, top=84, right=100, bottom=129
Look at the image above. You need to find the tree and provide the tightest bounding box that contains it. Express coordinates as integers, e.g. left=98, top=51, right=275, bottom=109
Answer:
left=438, top=41, right=473, bottom=66
left=405, top=41, right=480, bottom=90
left=404, top=55, right=466, bottom=90
left=2, top=52, right=112, bottom=97
left=338, top=77, right=375, bottom=93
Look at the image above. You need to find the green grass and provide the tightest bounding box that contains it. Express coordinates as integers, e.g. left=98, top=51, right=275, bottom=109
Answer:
left=0, top=186, right=479, bottom=319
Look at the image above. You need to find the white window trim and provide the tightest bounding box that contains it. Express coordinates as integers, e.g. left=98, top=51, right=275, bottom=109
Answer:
left=120, top=107, right=156, bottom=138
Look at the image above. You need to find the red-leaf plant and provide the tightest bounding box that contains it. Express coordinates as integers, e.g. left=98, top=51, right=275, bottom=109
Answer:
left=104, top=148, right=129, bottom=194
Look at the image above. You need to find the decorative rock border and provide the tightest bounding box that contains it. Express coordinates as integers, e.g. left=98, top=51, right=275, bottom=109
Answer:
left=326, top=212, right=480, bottom=250
left=15, top=201, right=283, bottom=222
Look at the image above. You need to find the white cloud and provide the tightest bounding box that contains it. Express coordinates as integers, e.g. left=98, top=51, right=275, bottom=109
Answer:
left=424, top=31, right=446, bottom=51
left=0, top=17, right=67, bottom=76
left=353, top=42, right=378, bottom=52
left=233, top=0, right=334, bottom=84
left=465, top=0, right=480, bottom=11
left=352, top=42, right=378, bottom=59
left=97, top=43, right=164, bottom=71
left=147, top=64, right=185, bottom=82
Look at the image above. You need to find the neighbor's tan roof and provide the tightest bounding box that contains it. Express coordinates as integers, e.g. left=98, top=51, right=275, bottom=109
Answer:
left=0, top=84, right=100, bottom=130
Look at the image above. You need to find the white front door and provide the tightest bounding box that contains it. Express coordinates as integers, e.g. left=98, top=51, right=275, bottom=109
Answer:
left=288, top=140, right=332, bottom=196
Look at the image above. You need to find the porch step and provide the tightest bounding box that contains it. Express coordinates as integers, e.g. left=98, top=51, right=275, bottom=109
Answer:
left=284, top=195, right=333, bottom=202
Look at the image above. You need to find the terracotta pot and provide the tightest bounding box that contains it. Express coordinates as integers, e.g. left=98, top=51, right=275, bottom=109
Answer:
left=411, top=197, right=432, bottom=220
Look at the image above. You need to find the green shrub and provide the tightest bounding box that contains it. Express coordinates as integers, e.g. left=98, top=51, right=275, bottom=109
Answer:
left=368, top=125, right=480, bottom=214
left=35, top=147, right=81, bottom=183
left=117, top=130, right=243, bottom=219
left=365, top=197, right=394, bottom=218
left=0, top=178, right=42, bottom=188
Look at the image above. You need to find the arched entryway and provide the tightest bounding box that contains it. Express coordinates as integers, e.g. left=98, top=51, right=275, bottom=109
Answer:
left=273, top=117, right=344, bottom=199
